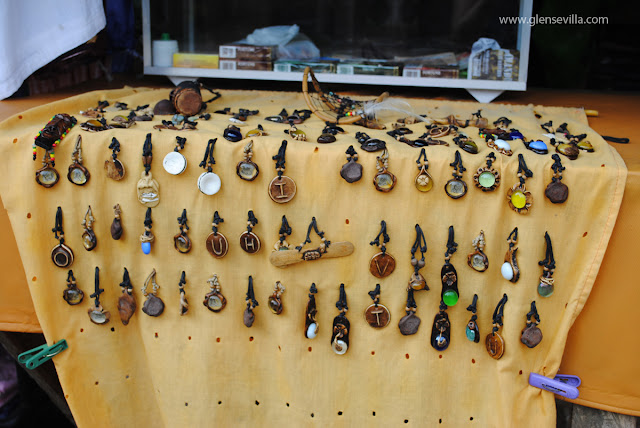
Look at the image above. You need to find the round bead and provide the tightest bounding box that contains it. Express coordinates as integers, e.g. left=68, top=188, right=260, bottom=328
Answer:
left=443, top=289, right=459, bottom=307
left=501, top=262, right=514, bottom=281
left=511, top=190, right=527, bottom=209
left=478, top=171, right=496, bottom=188
left=538, top=281, right=554, bottom=297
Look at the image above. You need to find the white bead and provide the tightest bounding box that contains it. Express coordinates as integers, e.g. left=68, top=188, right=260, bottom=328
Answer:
left=306, top=323, right=317, bottom=339
left=501, top=262, right=514, bottom=280
left=332, top=339, right=348, bottom=355
left=494, top=139, right=511, bottom=151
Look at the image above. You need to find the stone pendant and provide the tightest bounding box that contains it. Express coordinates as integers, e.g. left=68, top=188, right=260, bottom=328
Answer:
left=340, top=158, right=362, bottom=183
left=117, top=292, right=137, bottom=325
left=305, top=296, right=318, bottom=339
left=466, top=320, right=480, bottom=343
left=415, top=165, right=434, bottom=192
left=243, top=307, right=255, bottom=327
left=445, top=178, right=467, bottom=199
left=203, top=291, right=226, bottom=312
left=521, top=323, right=543, bottom=348
left=63, top=284, right=84, bottom=306
left=111, top=217, right=123, bottom=240
left=408, top=271, right=428, bottom=291
left=373, top=170, right=396, bottom=192
left=545, top=181, right=569, bottom=204
left=236, top=159, right=259, bottom=181
left=398, top=312, right=421, bottom=335
left=142, top=294, right=165, bottom=317
left=501, top=247, right=520, bottom=283
left=174, top=232, right=192, bottom=253
left=82, top=229, right=97, bottom=251
left=88, top=304, right=110, bottom=325
left=36, top=165, right=60, bottom=188
left=137, top=171, right=160, bottom=207
left=67, top=162, right=90, bottom=186
left=104, top=158, right=125, bottom=180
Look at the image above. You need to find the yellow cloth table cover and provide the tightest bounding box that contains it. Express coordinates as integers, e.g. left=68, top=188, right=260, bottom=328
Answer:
left=0, top=88, right=626, bottom=427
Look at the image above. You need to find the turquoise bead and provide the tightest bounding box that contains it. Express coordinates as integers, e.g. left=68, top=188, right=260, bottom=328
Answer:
left=466, top=326, right=476, bottom=342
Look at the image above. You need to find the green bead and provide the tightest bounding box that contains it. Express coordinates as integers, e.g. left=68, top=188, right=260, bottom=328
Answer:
left=538, top=281, right=554, bottom=297
left=465, top=326, right=476, bottom=342
left=478, top=171, right=496, bottom=188
left=443, top=289, right=459, bottom=307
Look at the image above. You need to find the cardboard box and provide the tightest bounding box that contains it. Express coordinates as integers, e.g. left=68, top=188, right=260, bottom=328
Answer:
left=337, top=62, right=401, bottom=76
left=470, top=49, right=520, bottom=81
left=218, top=44, right=274, bottom=61
left=218, top=60, right=273, bottom=71
left=402, top=65, right=459, bottom=79
left=274, top=60, right=336, bottom=73
left=172, top=53, right=219, bottom=69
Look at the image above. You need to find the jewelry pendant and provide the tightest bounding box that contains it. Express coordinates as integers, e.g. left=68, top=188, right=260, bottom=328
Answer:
left=81, top=205, right=97, bottom=251
left=163, top=136, right=187, bottom=175
left=52, top=243, right=74, bottom=268
left=67, top=135, right=90, bottom=185
left=88, top=267, right=110, bottom=325
left=508, top=154, right=533, bottom=214
left=486, top=294, right=508, bottom=359
left=51, top=207, right=73, bottom=268
left=269, top=216, right=354, bottom=268
left=465, top=294, right=479, bottom=343
left=398, top=288, right=421, bottom=334
left=340, top=145, right=362, bottom=183
left=551, top=138, right=580, bottom=160
left=369, top=221, right=395, bottom=278
left=236, top=140, right=259, bottom=181
left=521, top=301, right=543, bottom=348
left=272, top=215, right=292, bottom=251
left=430, top=302, right=451, bottom=351
left=373, top=149, right=396, bottom=192
left=240, top=211, right=261, bottom=254
left=408, top=224, right=428, bottom=291
left=111, top=204, right=123, bottom=240
left=36, top=162, right=60, bottom=187
left=117, top=268, right=136, bottom=325
left=173, top=209, right=191, bottom=253
left=453, top=134, right=479, bottom=154
left=364, top=284, right=390, bottom=328
left=223, top=124, right=243, bottom=142
left=244, top=276, right=258, bottom=327
left=467, top=230, right=488, bottom=272
left=305, top=284, right=319, bottom=339
left=204, top=274, right=227, bottom=312
left=415, top=148, right=433, bottom=192
left=486, top=136, right=513, bottom=156
left=178, top=271, right=189, bottom=315
left=197, top=139, right=222, bottom=195
left=473, top=152, right=500, bottom=192
left=137, top=171, right=160, bottom=207
left=62, top=270, right=84, bottom=305
left=268, top=281, right=285, bottom=315
left=206, top=211, right=229, bottom=258
left=445, top=150, right=467, bottom=199
left=105, top=137, right=125, bottom=180
left=538, top=232, right=556, bottom=297
left=331, top=284, right=350, bottom=355
left=140, top=208, right=154, bottom=255
left=525, top=139, right=549, bottom=155
left=356, top=132, right=386, bottom=152
left=501, top=227, right=520, bottom=283
left=269, top=141, right=296, bottom=203
left=486, top=331, right=505, bottom=359
left=142, top=269, right=164, bottom=317
left=545, top=154, right=569, bottom=204
left=441, top=226, right=459, bottom=307
left=284, top=124, right=306, bottom=141
left=246, top=124, right=267, bottom=138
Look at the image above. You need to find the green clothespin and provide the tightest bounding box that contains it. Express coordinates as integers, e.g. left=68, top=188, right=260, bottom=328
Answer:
left=18, top=339, right=68, bottom=370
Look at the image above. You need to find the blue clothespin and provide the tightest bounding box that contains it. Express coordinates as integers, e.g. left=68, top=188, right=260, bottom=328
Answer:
left=18, top=339, right=68, bottom=370
left=529, top=373, right=581, bottom=399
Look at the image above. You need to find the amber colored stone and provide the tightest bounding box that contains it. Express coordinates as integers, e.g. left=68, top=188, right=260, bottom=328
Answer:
left=486, top=332, right=505, bottom=359
left=511, top=190, right=527, bottom=209
left=364, top=304, right=390, bottom=328
left=174, top=233, right=192, bottom=253
left=373, top=172, right=396, bottom=192
left=467, top=251, right=488, bottom=272
left=82, top=230, right=97, bottom=251
left=409, top=272, right=428, bottom=291
left=415, top=170, right=434, bottom=192
left=556, top=143, right=579, bottom=160
left=545, top=181, right=569, bottom=204
left=268, top=176, right=296, bottom=203
left=369, top=252, right=396, bottom=278
left=445, top=179, right=467, bottom=199
left=268, top=297, right=283, bottom=315
left=117, top=293, right=137, bottom=325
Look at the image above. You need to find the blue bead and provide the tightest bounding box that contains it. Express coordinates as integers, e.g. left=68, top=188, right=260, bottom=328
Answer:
left=530, top=140, right=547, bottom=151
left=141, top=242, right=151, bottom=254
left=509, top=130, right=524, bottom=140
left=466, top=326, right=476, bottom=342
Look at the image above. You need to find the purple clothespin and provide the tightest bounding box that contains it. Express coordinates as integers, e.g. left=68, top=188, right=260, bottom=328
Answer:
left=529, top=373, right=581, bottom=399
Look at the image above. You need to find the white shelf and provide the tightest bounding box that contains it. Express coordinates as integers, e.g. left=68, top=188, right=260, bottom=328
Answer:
left=142, top=0, right=532, bottom=103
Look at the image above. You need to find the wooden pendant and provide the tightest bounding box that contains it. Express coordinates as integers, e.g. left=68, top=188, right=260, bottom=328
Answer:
left=486, top=332, right=505, bottom=359
left=364, top=304, right=390, bottom=328
left=369, top=252, right=396, bottom=278
left=205, top=232, right=229, bottom=258
left=137, top=171, right=160, bottom=207
left=104, top=158, right=125, bottom=180
left=240, top=231, right=261, bottom=254
left=269, top=241, right=354, bottom=268
left=117, top=293, right=136, bottom=325
left=51, top=243, right=74, bottom=268
left=268, top=176, right=296, bottom=203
